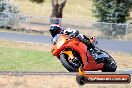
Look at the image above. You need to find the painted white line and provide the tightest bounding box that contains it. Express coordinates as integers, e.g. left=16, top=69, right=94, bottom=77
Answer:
left=118, top=68, right=132, bottom=71
left=12, top=40, right=51, bottom=45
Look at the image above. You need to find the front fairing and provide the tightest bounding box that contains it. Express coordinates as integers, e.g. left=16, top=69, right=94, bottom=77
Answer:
left=51, top=34, right=68, bottom=56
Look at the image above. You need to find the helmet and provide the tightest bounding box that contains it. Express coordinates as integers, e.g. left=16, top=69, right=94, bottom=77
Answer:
left=49, top=24, right=61, bottom=37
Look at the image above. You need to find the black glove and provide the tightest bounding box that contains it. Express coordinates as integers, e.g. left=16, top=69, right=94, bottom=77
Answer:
left=83, top=38, right=90, bottom=44
left=69, top=33, right=77, bottom=38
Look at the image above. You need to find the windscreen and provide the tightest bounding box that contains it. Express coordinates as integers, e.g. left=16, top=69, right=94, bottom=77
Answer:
left=52, top=34, right=61, bottom=45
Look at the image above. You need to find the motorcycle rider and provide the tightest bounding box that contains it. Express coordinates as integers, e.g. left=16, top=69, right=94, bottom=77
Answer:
left=49, top=23, right=97, bottom=54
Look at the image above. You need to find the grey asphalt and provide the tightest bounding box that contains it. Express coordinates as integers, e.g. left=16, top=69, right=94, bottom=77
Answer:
left=0, top=32, right=132, bottom=53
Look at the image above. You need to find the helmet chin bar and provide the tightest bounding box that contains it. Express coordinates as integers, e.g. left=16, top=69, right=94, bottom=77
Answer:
left=50, top=29, right=60, bottom=37
left=49, top=24, right=61, bottom=37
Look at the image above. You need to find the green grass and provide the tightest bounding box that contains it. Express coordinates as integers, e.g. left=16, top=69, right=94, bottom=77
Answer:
left=0, top=46, right=66, bottom=72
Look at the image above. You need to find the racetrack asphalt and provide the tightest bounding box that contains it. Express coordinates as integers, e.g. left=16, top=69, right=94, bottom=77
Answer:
left=0, top=32, right=132, bottom=53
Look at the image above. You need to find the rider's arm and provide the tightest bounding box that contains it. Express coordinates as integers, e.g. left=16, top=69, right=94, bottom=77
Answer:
left=61, top=28, right=79, bottom=37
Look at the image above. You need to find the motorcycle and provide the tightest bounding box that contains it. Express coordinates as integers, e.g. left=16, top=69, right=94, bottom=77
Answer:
left=51, top=34, right=117, bottom=72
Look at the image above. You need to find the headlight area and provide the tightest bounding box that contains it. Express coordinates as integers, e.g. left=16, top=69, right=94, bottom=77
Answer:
left=56, top=40, right=65, bottom=49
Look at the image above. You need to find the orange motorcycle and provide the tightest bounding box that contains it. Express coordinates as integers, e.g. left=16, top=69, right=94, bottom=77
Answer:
left=51, top=34, right=117, bottom=72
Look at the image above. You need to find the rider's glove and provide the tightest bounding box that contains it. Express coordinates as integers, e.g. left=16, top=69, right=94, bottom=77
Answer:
left=69, top=33, right=77, bottom=38
left=84, top=39, right=90, bottom=44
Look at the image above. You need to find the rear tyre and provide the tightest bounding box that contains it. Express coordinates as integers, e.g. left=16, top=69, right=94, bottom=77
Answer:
left=101, top=56, right=117, bottom=72
left=60, top=53, right=78, bottom=72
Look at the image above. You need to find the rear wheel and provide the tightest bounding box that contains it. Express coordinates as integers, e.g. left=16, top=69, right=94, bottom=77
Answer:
left=101, top=52, right=117, bottom=72
left=60, top=53, right=81, bottom=72
left=101, top=62, right=117, bottom=72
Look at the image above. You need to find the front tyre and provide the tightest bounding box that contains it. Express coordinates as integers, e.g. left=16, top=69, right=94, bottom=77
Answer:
left=60, top=53, right=78, bottom=72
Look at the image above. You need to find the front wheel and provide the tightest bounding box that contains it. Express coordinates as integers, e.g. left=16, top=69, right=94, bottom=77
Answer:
left=60, top=53, right=81, bottom=72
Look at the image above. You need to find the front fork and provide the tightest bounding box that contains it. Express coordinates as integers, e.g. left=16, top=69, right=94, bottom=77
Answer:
left=63, top=50, right=81, bottom=68
left=63, top=51, right=74, bottom=59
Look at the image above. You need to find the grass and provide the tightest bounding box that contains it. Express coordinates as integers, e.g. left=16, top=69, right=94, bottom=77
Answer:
left=0, top=40, right=66, bottom=72
left=109, top=51, right=132, bottom=69
left=126, top=32, right=132, bottom=40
